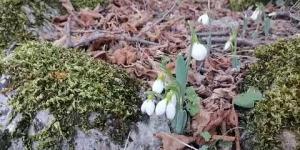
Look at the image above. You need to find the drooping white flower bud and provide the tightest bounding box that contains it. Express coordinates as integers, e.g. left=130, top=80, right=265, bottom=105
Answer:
left=197, top=13, right=209, bottom=25
left=145, top=100, right=155, bottom=116
left=166, top=103, right=176, bottom=120
left=141, top=100, right=147, bottom=113
left=191, top=43, right=208, bottom=61
left=250, top=9, right=261, bottom=21
left=224, top=41, right=232, bottom=51
left=141, top=95, right=155, bottom=116
left=170, top=93, right=177, bottom=105
left=152, top=74, right=165, bottom=94
left=155, top=99, right=167, bottom=116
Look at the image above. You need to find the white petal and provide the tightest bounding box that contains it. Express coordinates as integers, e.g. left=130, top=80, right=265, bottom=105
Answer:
left=152, top=79, right=164, bottom=94
left=250, top=9, right=261, bottom=21
left=224, top=41, right=232, bottom=50
left=198, top=13, right=209, bottom=25
left=141, top=101, right=147, bottom=113
left=171, top=94, right=177, bottom=105
left=155, top=99, right=167, bottom=115
left=191, top=43, right=208, bottom=61
left=146, top=101, right=155, bottom=116
left=166, top=103, right=176, bottom=120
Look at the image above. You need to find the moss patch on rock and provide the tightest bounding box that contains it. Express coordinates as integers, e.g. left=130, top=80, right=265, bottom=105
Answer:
left=0, top=0, right=61, bottom=50
left=0, top=0, right=32, bottom=49
left=71, top=0, right=107, bottom=9
left=245, top=38, right=300, bottom=149
left=1, top=41, right=141, bottom=148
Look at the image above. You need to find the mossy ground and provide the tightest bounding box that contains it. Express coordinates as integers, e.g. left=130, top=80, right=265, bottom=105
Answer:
left=1, top=42, right=141, bottom=149
left=71, top=0, right=107, bottom=9
left=229, top=0, right=299, bottom=11
left=244, top=38, right=300, bottom=149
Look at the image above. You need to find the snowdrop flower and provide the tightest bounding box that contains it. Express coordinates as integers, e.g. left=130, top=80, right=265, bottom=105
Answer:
left=152, top=74, right=165, bottom=94
left=250, top=9, right=262, bottom=21
left=166, top=103, right=176, bottom=119
left=141, top=95, right=155, bottom=116
left=170, top=93, right=177, bottom=105
left=155, top=91, right=177, bottom=120
left=155, top=98, right=167, bottom=115
left=224, top=40, right=232, bottom=51
left=197, top=13, right=209, bottom=25
left=191, top=42, right=208, bottom=61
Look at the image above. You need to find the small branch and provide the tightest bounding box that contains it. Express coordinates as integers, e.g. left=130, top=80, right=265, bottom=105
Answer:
left=73, top=32, right=158, bottom=47
left=212, top=135, right=235, bottom=142
left=162, top=133, right=198, bottom=150
left=123, top=131, right=131, bottom=150
left=201, top=37, right=260, bottom=47
left=197, top=31, right=230, bottom=37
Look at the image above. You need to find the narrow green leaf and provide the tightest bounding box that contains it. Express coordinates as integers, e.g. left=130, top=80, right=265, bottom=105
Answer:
left=172, top=109, right=187, bottom=134
left=263, top=16, right=271, bottom=36
left=201, top=131, right=212, bottom=142
left=175, top=55, right=187, bottom=96
left=231, top=56, right=240, bottom=71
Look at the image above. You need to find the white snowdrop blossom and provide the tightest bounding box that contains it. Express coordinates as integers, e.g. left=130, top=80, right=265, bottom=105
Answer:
left=155, top=99, right=167, bottom=116
left=145, top=100, right=155, bottom=115
left=197, top=13, right=209, bottom=25
left=166, top=103, right=176, bottom=120
left=191, top=43, right=208, bottom=61
left=170, top=93, right=177, bottom=105
left=152, top=74, right=165, bottom=94
left=250, top=9, right=262, bottom=21
left=224, top=40, right=232, bottom=51
left=141, top=95, right=156, bottom=116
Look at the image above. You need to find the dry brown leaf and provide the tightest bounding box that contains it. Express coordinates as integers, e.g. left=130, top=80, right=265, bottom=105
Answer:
left=155, top=132, right=195, bottom=150
left=192, top=110, right=212, bottom=135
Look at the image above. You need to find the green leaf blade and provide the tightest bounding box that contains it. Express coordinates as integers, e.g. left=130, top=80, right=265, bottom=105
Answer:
left=175, top=55, right=187, bottom=96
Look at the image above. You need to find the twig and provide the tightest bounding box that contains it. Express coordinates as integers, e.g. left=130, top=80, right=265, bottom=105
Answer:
left=73, top=32, right=158, bottom=47
left=162, top=133, right=198, bottom=150
left=136, top=0, right=179, bottom=37
left=212, top=135, right=235, bottom=142
left=123, top=131, right=131, bottom=150
left=201, top=37, right=260, bottom=47
left=197, top=31, right=230, bottom=37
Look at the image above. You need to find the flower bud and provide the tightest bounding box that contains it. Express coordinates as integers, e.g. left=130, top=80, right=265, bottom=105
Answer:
left=145, top=100, right=155, bottom=116
left=166, top=103, right=176, bottom=120
left=224, top=41, right=232, bottom=51
left=197, top=13, right=209, bottom=25
left=191, top=43, right=208, bottom=61
left=155, top=99, right=167, bottom=116
left=250, top=9, right=261, bottom=21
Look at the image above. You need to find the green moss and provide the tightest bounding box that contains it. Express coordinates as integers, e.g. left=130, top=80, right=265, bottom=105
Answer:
left=245, top=38, right=300, bottom=149
left=0, top=0, right=61, bottom=50
left=0, top=0, right=32, bottom=49
left=229, top=0, right=269, bottom=11
left=71, top=0, right=107, bottom=9
left=2, top=41, right=141, bottom=148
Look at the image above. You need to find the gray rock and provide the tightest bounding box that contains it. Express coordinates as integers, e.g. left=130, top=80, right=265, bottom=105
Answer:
left=126, top=115, right=170, bottom=150
left=28, top=109, right=55, bottom=136
left=74, top=128, right=120, bottom=150
left=280, top=130, right=299, bottom=150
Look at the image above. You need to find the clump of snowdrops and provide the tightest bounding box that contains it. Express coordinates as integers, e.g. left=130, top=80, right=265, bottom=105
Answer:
left=141, top=24, right=207, bottom=133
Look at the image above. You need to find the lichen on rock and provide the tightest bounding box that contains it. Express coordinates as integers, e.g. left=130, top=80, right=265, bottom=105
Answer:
left=244, top=38, right=300, bottom=149
left=1, top=41, right=141, bottom=149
